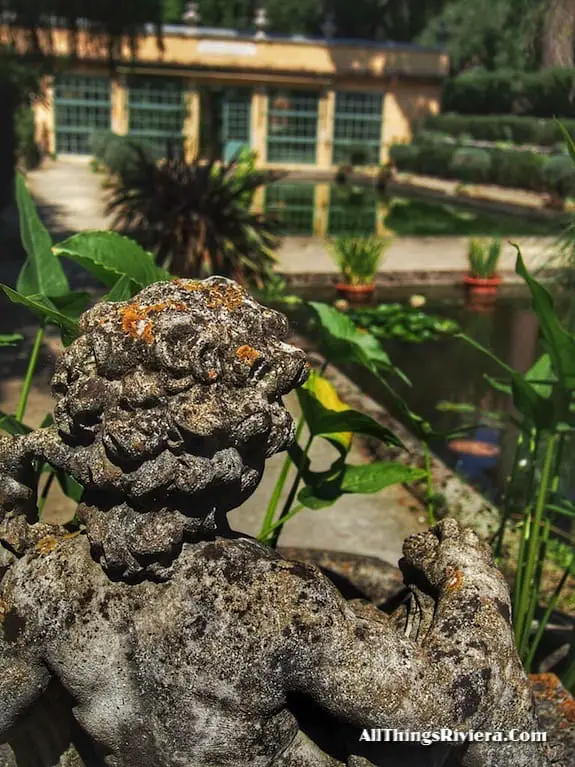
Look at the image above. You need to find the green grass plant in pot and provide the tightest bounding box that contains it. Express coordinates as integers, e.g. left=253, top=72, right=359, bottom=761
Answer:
left=330, top=235, right=392, bottom=304
left=464, top=237, right=502, bottom=309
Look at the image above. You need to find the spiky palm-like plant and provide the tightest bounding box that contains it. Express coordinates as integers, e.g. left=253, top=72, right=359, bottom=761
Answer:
left=105, top=148, right=283, bottom=286
left=467, top=238, right=502, bottom=278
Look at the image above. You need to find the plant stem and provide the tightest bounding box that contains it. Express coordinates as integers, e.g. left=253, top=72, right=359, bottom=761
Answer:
left=513, top=513, right=530, bottom=636
left=16, top=324, right=45, bottom=422
left=524, top=555, right=573, bottom=673
left=519, top=518, right=550, bottom=659
left=515, top=432, right=557, bottom=649
left=494, top=430, right=524, bottom=559
left=267, top=431, right=314, bottom=549
left=259, top=505, right=304, bottom=541
left=257, top=414, right=305, bottom=541
left=512, top=428, right=539, bottom=637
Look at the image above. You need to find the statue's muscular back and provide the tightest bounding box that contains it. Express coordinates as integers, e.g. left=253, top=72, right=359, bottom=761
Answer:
left=2, top=533, right=343, bottom=767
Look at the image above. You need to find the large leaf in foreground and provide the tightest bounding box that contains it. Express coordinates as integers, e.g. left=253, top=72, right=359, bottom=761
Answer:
left=54, top=231, right=171, bottom=289
left=103, top=276, right=138, bottom=302
left=298, top=462, right=425, bottom=509
left=1, top=286, right=80, bottom=341
left=15, top=173, right=69, bottom=298
left=298, top=390, right=404, bottom=455
left=308, top=302, right=408, bottom=383
left=298, top=370, right=352, bottom=454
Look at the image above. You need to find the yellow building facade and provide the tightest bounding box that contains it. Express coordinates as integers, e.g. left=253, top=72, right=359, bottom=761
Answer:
left=32, top=24, right=448, bottom=173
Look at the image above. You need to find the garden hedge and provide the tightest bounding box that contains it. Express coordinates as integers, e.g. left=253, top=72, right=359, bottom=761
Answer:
left=425, top=114, right=575, bottom=147
left=389, top=139, right=575, bottom=196
left=442, top=67, right=575, bottom=118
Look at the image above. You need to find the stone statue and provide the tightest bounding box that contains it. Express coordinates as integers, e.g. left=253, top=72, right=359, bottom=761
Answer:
left=0, top=277, right=548, bottom=767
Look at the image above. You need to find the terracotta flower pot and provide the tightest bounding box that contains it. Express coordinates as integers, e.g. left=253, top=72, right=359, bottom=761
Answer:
left=335, top=282, right=375, bottom=305
left=464, top=275, right=501, bottom=312
left=464, top=274, right=501, bottom=296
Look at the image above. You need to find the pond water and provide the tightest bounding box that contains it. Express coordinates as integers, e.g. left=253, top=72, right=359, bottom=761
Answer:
left=285, top=284, right=575, bottom=508
left=264, top=181, right=560, bottom=238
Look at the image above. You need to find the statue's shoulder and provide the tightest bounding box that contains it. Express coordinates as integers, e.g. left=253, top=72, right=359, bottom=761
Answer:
left=175, top=536, right=341, bottom=606
left=2, top=529, right=105, bottom=607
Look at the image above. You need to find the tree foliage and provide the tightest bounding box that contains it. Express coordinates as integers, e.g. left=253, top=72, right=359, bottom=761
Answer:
left=419, top=0, right=545, bottom=71
left=0, top=1, right=165, bottom=59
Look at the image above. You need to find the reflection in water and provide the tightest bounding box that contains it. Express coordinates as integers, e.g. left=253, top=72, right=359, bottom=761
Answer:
left=263, top=181, right=559, bottom=238
left=293, top=286, right=541, bottom=502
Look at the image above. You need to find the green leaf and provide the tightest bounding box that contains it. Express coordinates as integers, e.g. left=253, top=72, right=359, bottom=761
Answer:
left=103, top=275, right=138, bottom=302
left=515, top=247, right=575, bottom=386
left=53, top=231, right=171, bottom=289
left=299, top=370, right=353, bottom=454
left=0, top=333, right=24, bottom=347
left=510, top=375, right=554, bottom=430
left=1, top=286, right=80, bottom=339
left=55, top=470, right=84, bottom=502
left=525, top=353, right=556, bottom=399
left=459, top=331, right=555, bottom=428
left=340, top=462, right=426, bottom=494
left=436, top=401, right=477, bottom=414
left=288, top=443, right=345, bottom=490
left=0, top=410, right=31, bottom=435
left=51, top=292, right=92, bottom=320
left=296, top=458, right=425, bottom=507
left=308, top=302, right=410, bottom=384
left=297, top=486, right=339, bottom=510
left=15, top=173, right=69, bottom=298
left=485, top=375, right=512, bottom=395
left=556, top=119, right=575, bottom=166
left=298, top=388, right=405, bottom=451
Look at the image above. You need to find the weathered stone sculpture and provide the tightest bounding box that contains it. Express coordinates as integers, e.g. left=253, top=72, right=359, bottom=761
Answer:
left=0, top=277, right=548, bottom=767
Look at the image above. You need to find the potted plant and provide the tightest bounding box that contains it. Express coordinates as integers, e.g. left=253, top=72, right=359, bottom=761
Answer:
left=331, top=235, right=392, bottom=304
left=464, top=238, right=502, bottom=306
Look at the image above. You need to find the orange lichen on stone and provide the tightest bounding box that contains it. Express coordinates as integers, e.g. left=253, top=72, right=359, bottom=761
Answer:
left=35, top=535, right=59, bottom=555
left=207, top=369, right=218, bottom=380
left=236, top=345, right=260, bottom=366
left=118, top=300, right=188, bottom=344
left=175, top=280, right=246, bottom=310
left=530, top=673, right=575, bottom=723
left=207, top=284, right=246, bottom=311
left=444, top=566, right=463, bottom=591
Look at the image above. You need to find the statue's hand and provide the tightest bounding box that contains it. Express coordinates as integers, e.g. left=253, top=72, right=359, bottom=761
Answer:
left=400, top=518, right=494, bottom=592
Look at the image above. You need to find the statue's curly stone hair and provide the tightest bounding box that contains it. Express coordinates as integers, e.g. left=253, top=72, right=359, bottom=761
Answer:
left=0, top=277, right=309, bottom=580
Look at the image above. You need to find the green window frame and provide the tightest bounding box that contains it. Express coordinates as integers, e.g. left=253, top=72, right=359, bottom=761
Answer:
left=265, top=183, right=315, bottom=235
left=128, top=76, right=187, bottom=158
left=267, top=90, right=319, bottom=165
left=54, top=75, right=111, bottom=154
left=328, top=187, right=377, bottom=236
left=222, top=88, right=252, bottom=162
left=332, top=91, right=383, bottom=166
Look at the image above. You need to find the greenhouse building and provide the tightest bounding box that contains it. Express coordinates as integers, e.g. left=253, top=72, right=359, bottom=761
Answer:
left=32, top=20, right=448, bottom=173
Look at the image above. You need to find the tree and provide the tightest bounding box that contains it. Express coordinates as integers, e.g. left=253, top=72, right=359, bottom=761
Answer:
left=419, top=0, right=543, bottom=72
left=0, top=1, right=165, bottom=59
left=542, top=0, right=575, bottom=68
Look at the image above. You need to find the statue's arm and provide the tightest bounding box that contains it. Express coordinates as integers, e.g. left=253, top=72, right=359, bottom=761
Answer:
left=285, top=520, right=546, bottom=765
left=0, top=632, right=51, bottom=738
